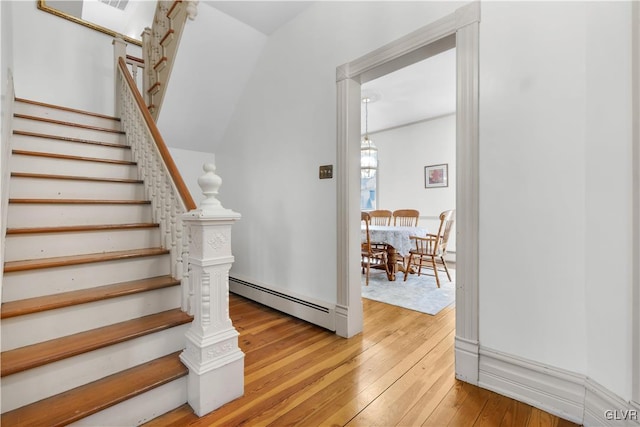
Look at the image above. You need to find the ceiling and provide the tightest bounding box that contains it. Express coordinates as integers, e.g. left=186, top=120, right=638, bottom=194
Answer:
left=362, top=48, right=457, bottom=134
left=203, top=1, right=313, bottom=35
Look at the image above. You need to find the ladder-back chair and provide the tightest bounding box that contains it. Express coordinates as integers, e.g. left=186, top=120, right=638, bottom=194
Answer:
left=393, top=209, right=420, bottom=227
left=361, top=212, right=389, bottom=285
left=404, top=209, right=455, bottom=287
left=369, top=210, right=392, bottom=226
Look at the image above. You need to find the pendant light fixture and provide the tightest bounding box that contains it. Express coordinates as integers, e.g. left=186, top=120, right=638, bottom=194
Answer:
left=361, top=97, right=378, bottom=179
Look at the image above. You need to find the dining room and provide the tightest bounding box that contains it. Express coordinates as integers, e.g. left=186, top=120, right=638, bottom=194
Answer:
left=359, top=47, right=457, bottom=316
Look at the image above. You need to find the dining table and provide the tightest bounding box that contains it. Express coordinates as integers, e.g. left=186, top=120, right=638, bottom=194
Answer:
left=362, top=225, right=429, bottom=281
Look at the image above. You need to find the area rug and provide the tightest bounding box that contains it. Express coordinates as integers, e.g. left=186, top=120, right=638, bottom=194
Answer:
left=361, top=269, right=455, bottom=315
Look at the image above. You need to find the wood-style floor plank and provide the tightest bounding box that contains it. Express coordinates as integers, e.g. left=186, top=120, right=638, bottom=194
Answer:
left=144, top=293, right=580, bottom=427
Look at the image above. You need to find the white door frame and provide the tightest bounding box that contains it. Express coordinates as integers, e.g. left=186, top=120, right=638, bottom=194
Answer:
left=632, top=0, right=640, bottom=408
left=335, top=2, right=481, bottom=384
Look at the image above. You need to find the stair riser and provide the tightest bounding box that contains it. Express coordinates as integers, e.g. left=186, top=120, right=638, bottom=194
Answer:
left=70, top=377, right=188, bottom=427
left=13, top=117, right=125, bottom=145
left=7, top=203, right=152, bottom=228
left=9, top=177, right=145, bottom=200
left=4, top=228, right=161, bottom=262
left=2, top=287, right=181, bottom=350
left=2, top=255, right=171, bottom=301
left=14, top=102, right=121, bottom=131
left=10, top=154, right=138, bottom=180
left=1, top=325, right=189, bottom=413
left=11, top=134, right=130, bottom=161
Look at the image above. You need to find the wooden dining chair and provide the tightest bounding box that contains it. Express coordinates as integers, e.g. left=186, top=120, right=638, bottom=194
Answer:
left=392, top=209, right=420, bottom=227
left=368, top=210, right=392, bottom=226
left=361, top=212, right=389, bottom=285
left=404, top=209, right=455, bottom=287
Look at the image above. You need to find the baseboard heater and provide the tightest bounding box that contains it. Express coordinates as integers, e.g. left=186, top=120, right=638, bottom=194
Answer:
left=229, top=276, right=336, bottom=331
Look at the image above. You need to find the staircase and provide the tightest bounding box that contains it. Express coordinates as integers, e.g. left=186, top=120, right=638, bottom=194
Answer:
left=1, top=98, right=192, bottom=426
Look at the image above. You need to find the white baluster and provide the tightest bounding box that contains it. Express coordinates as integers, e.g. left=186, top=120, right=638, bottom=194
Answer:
left=182, top=230, right=192, bottom=313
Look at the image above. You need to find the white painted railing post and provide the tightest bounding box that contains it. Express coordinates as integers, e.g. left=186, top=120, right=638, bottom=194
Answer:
left=180, top=161, right=244, bottom=416
left=112, top=37, right=127, bottom=118
left=141, top=27, right=152, bottom=108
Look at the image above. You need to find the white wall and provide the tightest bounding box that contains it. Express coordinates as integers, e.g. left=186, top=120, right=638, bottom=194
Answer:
left=479, top=1, right=633, bottom=401
left=584, top=1, right=634, bottom=400
left=168, top=147, right=216, bottom=206
left=373, top=114, right=456, bottom=252
left=10, top=1, right=141, bottom=115
left=158, top=4, right=267, bottom=153
left=215, top=1, right=463, bottom=305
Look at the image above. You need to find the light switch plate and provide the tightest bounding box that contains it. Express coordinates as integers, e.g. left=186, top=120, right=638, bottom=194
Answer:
left=319, top=165, right=333, bottom=179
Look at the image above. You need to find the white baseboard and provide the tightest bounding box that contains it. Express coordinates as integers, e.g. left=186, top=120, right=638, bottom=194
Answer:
left=229, top=276, right=336, bottom=331
left=478, top=347, right=585, bottom=424
left=477, top=347, right=640, bottom=426
left=584, top=378, right=640, bottom=427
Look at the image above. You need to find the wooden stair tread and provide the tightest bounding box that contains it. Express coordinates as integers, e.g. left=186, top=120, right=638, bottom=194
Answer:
left=0, top=352, right=187, bottom=427
left=4, top=247, right=169, bottom=273
left=14, top=113, right=125, bottom=134
left=15, top=98, right=121, bottom=121
left=9, top=198, right=151, bottom=205
left=1, top=275, right=179, bottom=319
left=13, top=130, right=129, bottom=149
left=12, top=149, right=136, bottom=165
left=7, top=223, right=158, bottom=235
left=1, top=310, right=192, bottom=377
left=10, top=172, right=143, bottom=184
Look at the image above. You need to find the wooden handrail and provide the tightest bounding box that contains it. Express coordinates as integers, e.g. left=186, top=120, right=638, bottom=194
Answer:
left=126, top=55, right=144, bottom=66
left=117, top=56, right=196, bottom=210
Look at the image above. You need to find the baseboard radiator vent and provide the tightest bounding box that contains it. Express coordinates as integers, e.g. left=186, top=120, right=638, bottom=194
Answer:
left=229, top=276, right=336, bottom=331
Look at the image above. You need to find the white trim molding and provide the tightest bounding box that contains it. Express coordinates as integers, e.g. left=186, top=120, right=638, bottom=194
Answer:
left=455, top=336, right=479, bottom=385
left=479, top=347, right=640, bottom=426
left=632, top=0, right=640, bottom=408
left=335, top=2, right=481, bottom=385
left=479, top=347, right=585, bottom=424
left=584, top=378, right=640, bottom=427
left=454, top=10, right=480, bottom=385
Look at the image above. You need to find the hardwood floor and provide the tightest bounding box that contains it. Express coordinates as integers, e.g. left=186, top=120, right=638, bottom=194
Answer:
left=145, top=293, right=580, bottom=427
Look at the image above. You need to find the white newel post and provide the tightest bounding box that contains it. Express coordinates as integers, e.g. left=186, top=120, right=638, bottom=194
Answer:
left=112, top=37, right=127, bottom=118
left=112, top=37, right=127, bottom=117
left=180, top=161, right=244, bottom=416
left=141, top=27, right=151, bottom=108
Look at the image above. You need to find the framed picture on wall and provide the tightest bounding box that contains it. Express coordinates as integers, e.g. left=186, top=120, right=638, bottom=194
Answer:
left=425, top=164, right=448, bottom=188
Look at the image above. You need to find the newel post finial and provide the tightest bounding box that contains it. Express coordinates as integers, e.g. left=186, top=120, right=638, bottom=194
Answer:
left=186, top=0, right=199, bottom=20
left=187, top=158, right=239, bottom=217
left=197, top=161, right=223, bottom=212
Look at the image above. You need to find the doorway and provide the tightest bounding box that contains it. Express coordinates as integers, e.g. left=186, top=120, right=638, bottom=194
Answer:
left=359, top=48, right=457, bottom=310
left=335, top=2, right=480, bottom=385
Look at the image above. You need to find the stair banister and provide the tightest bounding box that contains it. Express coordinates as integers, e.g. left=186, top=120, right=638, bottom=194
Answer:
left=116, top=56, right=196, bottom=314
left=117, top=57, right=244, bottom=415
left=143, top=0, right=199, bottom=120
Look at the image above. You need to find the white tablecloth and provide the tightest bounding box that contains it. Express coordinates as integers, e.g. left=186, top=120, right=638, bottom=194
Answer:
left=362, top=225, right=428, bottom=257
